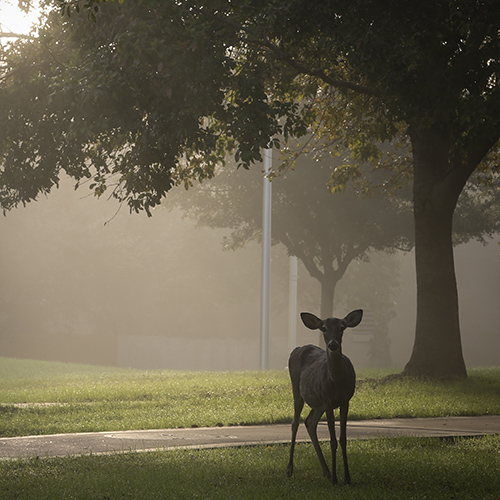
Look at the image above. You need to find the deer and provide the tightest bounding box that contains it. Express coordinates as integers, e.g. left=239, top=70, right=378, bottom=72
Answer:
left=286, top=309, right=363, bottom=486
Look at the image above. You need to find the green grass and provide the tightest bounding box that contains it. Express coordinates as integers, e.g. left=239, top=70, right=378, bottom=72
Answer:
left=0, top=358, right=292, bottom=436
left=0, top=436, right=499, bottom=499
left=1, top=357, right=500, bottom=437
left=351, top=367, right=500, bottom=419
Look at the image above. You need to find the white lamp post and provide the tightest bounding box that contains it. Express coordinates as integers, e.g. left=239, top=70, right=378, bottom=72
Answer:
left=260, top=148, right=272, bottom=370
left=288, top=255, right=298, bottom=353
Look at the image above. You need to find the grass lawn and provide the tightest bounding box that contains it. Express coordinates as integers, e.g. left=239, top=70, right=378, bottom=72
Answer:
left=1, top=358, right=499, bottom=437
left=0, top=436, right=499, bottom=499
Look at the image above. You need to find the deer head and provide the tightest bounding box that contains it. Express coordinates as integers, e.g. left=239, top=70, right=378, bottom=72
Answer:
left=300, top=310, right=363, bottom=353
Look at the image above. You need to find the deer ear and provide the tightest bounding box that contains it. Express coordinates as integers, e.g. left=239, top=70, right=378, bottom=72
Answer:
left=300, top=312, right=323, bottom=330
left=344, top=309, right=363, bottom=328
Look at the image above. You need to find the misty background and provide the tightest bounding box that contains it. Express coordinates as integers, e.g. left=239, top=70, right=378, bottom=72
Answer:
left=1, top=164, right=499, bottom=371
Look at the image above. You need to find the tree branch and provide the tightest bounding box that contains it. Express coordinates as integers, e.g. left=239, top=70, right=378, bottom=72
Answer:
left=259, top=38, right=383, bottom=97
left=279, top=232, right=324, bottom=283
left=201, top=7, right=381, bottom=98
left=0, top=33, right=35, bottom=40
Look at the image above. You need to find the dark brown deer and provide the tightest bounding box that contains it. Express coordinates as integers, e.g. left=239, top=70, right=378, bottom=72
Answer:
left=287, top=309, right=363, bottom=486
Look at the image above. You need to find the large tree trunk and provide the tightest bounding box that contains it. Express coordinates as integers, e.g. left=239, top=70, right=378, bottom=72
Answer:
left=404, top=122, right=468, bottom=378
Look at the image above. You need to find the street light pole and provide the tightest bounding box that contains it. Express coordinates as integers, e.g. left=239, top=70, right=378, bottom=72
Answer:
left=260, top=148, right=272, bottom=370
left=288, top=255, right=298, bottom=353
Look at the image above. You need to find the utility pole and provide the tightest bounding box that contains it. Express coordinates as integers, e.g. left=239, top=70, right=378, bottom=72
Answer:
left=260, top=148, right=272, bottom=370
left=288, top=255, right=298, bottom=353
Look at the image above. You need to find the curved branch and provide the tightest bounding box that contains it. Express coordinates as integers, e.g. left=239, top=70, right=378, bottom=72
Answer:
left=200, top=7, right=382, bottom=98
left=279, top=232, right=325, bottom=283
left=259, top=39, right=383, bottom=97
left=0, top=33, right=35, bottom=40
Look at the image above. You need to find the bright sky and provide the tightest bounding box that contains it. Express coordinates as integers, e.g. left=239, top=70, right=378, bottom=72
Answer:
left=0, top=1, right=40, bottom=36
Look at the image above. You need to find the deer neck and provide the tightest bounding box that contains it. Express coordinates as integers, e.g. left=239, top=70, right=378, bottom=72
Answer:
left=326, top=347, right=345, bottom=382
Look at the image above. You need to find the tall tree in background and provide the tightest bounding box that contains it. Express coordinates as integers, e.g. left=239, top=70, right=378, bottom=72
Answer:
left=168, top=156, right=414, bottom=320
left=1, top=0, right=499, bottom=377
left=169, top=153, right=499, bottom=355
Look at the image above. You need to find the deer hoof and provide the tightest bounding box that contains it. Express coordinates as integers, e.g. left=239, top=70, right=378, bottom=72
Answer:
left=322, top=469, right=332, bottom=481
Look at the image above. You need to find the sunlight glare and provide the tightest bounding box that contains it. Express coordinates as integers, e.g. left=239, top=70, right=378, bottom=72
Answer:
left=0, top=1, right=41, bottom=36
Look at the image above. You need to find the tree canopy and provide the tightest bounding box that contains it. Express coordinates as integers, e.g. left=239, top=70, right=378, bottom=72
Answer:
left=1, top=1, right=307, bottom=214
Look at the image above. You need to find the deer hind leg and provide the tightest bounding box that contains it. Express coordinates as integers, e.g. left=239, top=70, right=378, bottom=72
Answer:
left=325, top=408, right=338, bottom=485
left=287, top=395, right=304, bottom=477
left=305, top=408, right=331, bottom=480
left=339, top=402, right=351, bottom=484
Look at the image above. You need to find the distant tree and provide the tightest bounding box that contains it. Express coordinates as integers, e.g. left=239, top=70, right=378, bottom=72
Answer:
left=336, top=252, right=401, bottom=367
left=168, top=155, right=413, bottom=322
left=169, top=153, right=500, bottom=350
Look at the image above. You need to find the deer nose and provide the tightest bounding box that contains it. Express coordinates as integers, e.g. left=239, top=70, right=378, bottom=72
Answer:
left=327, top=340, right=340, bottom=352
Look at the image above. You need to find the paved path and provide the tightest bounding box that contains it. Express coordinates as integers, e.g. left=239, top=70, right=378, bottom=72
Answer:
left=1, top=416, right=499, bottom=460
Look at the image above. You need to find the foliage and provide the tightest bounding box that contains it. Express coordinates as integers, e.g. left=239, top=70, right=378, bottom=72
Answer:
left=453, top=171, right=500, bottom=245
left=5, top=0, right=496, bottom=212
left=0, top=0, right=308, bottom=214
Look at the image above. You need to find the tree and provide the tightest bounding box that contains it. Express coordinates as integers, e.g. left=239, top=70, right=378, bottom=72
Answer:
left=169, top=150, right=499, bottom=357
left=287, top=1, right=500, bottom=379
left=167, top=154, right=413, bottom=321
left=1, top=0, right=499, bottom=377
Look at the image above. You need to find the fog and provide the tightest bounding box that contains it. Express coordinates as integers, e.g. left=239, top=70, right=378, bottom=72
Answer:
left=1, top=177, right=499, bottom=370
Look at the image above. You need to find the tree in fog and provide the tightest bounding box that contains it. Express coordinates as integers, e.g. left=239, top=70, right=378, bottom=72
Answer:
left=338, top=253, right=401, bottom=367
left=169, top=154, right=500, bottom=361
left=167, top=156, right=413, bottom=321
left=1, top=1, right=500, bottom=377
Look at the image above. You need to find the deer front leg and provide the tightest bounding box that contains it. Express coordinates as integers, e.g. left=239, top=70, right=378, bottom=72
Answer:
left=339, top=402, right=351, bottom=484
left=287, top=397, right=304, bottom=477
left=305, top=408, right=331, bottom=480
left=325, top=408, right=338, bottom=486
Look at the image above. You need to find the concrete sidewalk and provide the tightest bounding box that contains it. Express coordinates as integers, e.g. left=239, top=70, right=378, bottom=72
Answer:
left=1, top=415, right=499, bottom=460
